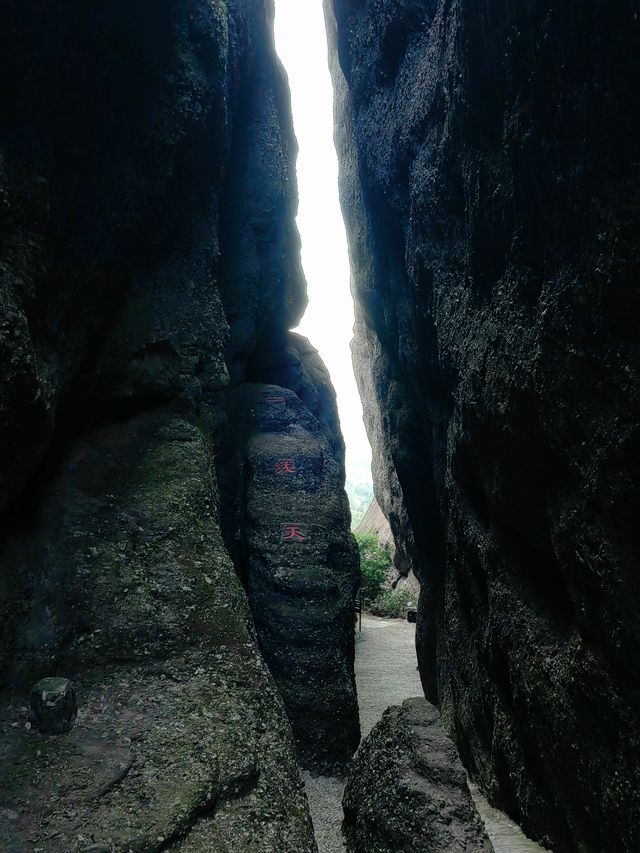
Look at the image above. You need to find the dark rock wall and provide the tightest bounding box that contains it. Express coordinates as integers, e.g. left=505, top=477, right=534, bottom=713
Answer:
left=0, top=0, right=232, bottom=509
left=0, top=1, right=357, bottom=848
left=326, top=1, right=640, bottom=851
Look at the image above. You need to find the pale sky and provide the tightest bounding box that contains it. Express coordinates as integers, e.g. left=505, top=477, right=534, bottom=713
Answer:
left=273, top=0, right=372, bottom=484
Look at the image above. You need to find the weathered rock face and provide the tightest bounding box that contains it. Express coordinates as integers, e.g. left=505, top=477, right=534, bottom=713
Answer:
left=326, top=1, right=640, bottom=851
left=356, top=498, right=394, bottom=551
left=0, top=413, right=316, bottom=851
left=343, top=698, right=494, bottom=853
left=221, top=369, right=360, bottom=772
left=0, top=0, right=232, bottom=510
left=0, top=1, right=356, bottom=848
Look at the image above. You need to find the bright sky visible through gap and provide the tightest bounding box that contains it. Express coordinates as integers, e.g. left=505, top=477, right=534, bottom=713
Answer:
left=273, top=0, right=373, bottom=491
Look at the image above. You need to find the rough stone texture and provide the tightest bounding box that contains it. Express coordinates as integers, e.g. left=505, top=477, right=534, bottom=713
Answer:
left=28, top=676, right=78, bottom=734
left=0, top=0, right=231, bottom=510
left=220, top=372, right=360, bottom=772
left=0, top=0, right=352, bottom=848
left=0, top=0, right=306, bottom=511
left=343, top=697, right=494, bottom=853
left=0, top=414, right=315, bottom=852
left=326, top=1, right=640, bottom=851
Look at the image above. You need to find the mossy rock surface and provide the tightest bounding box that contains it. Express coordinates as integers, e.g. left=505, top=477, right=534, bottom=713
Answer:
left=0, top=413, right=315, bottom=852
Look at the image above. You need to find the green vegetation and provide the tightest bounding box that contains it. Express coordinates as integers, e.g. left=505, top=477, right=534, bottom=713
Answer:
left=355, top=532, right=392, bottom=600
left=369, top=587, right=416, bottom=619
left=355, top=532, right=418, bottom=618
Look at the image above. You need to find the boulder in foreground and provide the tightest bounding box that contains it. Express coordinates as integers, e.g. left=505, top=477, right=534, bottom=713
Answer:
left=343, top=698, right=493, bottom=853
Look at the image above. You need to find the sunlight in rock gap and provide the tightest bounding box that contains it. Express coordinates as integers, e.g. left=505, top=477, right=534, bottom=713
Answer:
left=274, top=0, right=373, bottom=524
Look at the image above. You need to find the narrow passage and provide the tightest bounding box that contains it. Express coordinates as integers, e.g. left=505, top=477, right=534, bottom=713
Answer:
left=303, top=613, right=420, bottom=853
left=304, top=614, right=551, bottom=853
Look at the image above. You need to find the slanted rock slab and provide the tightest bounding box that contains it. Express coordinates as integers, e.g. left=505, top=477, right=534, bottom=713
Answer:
left=343, top=698, right=493, bottom=853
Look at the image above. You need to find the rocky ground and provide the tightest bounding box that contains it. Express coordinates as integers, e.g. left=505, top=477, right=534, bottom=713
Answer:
left=0, top=415, right=316, bottom=852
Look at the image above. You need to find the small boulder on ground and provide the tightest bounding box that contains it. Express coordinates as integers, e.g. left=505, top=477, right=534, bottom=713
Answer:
left=29, top=677, right=78, bottom=734
left=343, top=697, right=494, bottom=852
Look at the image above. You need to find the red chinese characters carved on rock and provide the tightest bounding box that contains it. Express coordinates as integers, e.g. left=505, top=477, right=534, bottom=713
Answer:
left=275, top=460, right=297, bottom=475
left=265, top=395, right=285, bottom=404
left=283, top=524, right=306, bottom=542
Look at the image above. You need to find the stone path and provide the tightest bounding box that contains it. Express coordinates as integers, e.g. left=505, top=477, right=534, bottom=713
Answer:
left=353, top=613, right=424, bottom=738
left=304, top=613, right=552, bottom=853
left=470, top=782, right=553, bottom=853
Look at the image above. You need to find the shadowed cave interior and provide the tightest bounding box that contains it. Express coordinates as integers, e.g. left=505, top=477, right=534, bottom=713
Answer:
left=0, top=2, right=638, bottom=853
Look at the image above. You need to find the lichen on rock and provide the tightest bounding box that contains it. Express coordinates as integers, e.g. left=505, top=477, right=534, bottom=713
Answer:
left=28, top=676, right=77, bottom=734
left=0, top=412, right=317, bottom=852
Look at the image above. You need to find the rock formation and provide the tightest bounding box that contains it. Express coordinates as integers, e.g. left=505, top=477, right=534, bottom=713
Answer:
left=220, top=362, right=360, bottom=771
left=343, top=698, right=494, bottom=853
left=0, top=413, right=316, bottom=851
left=0, top=1, right=358, bottom=848
left=28, top=676, right=78, bottom=734
left=326, top=1, right=640, bottom=851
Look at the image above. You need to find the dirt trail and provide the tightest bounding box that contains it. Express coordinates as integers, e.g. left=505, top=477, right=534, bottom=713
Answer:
left=304, top=614, right=551, bottom=852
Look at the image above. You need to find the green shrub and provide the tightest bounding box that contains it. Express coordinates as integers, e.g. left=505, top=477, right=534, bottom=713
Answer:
left=355, top=532, right=392, bottom=601
left=369, top=587, right=416, bottom=619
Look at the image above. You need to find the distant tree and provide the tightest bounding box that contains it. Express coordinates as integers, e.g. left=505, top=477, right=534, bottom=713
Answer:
left=355, top=532, right=392, bottom=600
